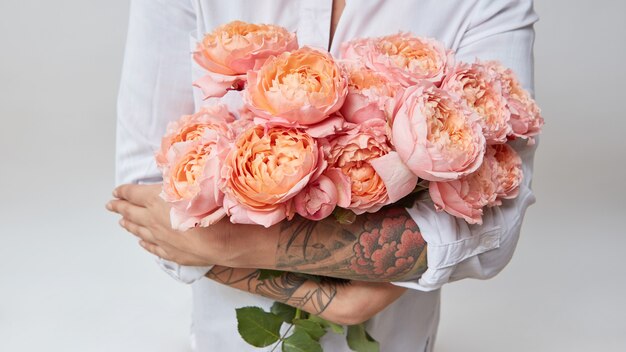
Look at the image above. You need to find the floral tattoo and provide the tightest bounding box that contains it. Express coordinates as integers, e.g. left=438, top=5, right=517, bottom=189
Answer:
left=275, top=207, right=428, bottom=281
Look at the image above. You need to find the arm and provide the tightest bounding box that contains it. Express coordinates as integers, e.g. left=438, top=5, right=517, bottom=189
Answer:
left=109, top=186, right=428, bottom=283
left=205, top=265, right=407, bottom=325
left=223, top=207, right=428, bottom=282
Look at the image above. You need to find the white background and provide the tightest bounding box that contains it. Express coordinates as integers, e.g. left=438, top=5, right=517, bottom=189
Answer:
left=0, top=1, right=624, bottom=351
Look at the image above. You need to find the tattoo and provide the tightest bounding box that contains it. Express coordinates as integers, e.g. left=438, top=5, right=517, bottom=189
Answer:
left=207, top=267, right=338, bottom=315
left=206, top=266, right=259, bottom=286
left=276, top=207, right=428, bottom=281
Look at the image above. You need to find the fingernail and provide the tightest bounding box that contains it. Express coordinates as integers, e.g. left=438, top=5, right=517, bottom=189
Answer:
left=139, top=240, right=146, bottom=247
left=106, top=202, right=113, bottom=211
left=119, top=219, right=125, bottom=227
left=112, top=189, right=119, bottom=197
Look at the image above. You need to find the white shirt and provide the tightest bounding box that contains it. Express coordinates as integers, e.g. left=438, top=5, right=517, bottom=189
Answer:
left=116, top=1, right=539, bottom=351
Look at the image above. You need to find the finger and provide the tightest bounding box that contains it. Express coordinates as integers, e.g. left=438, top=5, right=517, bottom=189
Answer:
left=107, top=199, right=151, bottom=226
left=119, top=218, right=155, bottom=243
left=114, top=183, right=161, bottom=206
left=139, top=240, right=170, bottom=260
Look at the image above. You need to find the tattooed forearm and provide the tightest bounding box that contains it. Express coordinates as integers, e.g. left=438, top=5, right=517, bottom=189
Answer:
left=275, top=207, right=428, bottom=281
left=206, top=266, right=338, bottom=315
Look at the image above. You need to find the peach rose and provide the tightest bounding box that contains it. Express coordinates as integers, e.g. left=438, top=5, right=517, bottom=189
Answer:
left=193, top=21, right=298, bottom=99
left=156, top=105, right=234, bottom=167
left=160, top=134, right=229, bottom=230
left=343, top=33, right=453, bottom=87
left=327, top=120, right=418, bottom=214
left=243, top=47, right=348, bottom=126
left=429, top=150, right=499, bottom=224
left=490, top=143, right=523, bottom=201
left=442, top=62, right=511, bottom=144
left=392, top=84, right=486, bottom=181
left=339, top=61, right=402, bottom=127
left=484, top=61, right=544, bottom=143
left=221, top=125, right=325, bottom=227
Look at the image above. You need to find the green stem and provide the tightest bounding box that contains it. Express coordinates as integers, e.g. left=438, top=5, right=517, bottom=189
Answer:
left=294, top=308, right=302, bottom=320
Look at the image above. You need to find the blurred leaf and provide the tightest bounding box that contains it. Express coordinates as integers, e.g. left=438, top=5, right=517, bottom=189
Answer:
left=236, top=306, right=283, bottom=347
left=346, top=324, right=379, bottom=352
left=271, top=301, right=297, bottom=324
left=333, top=208, right=357, bottom=225
left=307, top=315, right=345, bottom=334
left=294, top=319, right=326, bottom=341
left=258, top=269, right=285, bottom=281
left=282, top=330, right=323, bottom=352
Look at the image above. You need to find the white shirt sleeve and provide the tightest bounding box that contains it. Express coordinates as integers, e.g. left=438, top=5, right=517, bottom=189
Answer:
left=116, top=0, right=213, bottom=284
left=394, top=0, right=540, bottom=291
left=116, top=0, right=196, bottom=186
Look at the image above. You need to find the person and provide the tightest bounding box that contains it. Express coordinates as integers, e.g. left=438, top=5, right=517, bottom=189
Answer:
left=107, top=0, right=539, bottom=350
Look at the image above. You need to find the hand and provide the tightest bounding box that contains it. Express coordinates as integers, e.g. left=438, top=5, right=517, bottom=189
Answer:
left=106, top=183, right=232, bottom=266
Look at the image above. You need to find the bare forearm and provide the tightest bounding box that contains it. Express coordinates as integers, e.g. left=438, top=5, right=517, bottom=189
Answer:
left=226, top=207, right=428, bottom=282
left=206, top=265, right=406, bottom=325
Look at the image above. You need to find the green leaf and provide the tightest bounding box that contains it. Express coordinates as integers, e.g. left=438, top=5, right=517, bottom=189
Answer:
left=236, top=306, right=283, bottom=347
left=333, top=208, right=357, bottom=225
left=271, top=301, right=297, bottom=324
left=258, top=269, right=285, bottom=281
left=293, top=319, right=326, bottom=341
left=346, top=324, right=380, bottom=352
left=307, top=315, right=345, bottom=334
left=281, top=330, right=323, bottom=352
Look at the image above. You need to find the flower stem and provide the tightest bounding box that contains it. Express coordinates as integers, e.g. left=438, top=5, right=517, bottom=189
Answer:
left=294, top=308, right=302, bottom=320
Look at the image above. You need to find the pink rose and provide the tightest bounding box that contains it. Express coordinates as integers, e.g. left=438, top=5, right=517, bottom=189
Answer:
left=429, top=150, right=499, bottom=224
left=155, top=105, right=234, bottom=167
left=243, top=47, right=348, bottom=127
left=392, top=84, right=486, bottom=181
left=484, top=61, right=544, bottom=143
left=343, top=33, right=453, bottom=87
left=442, top=62, right=511, bottom=144
left=160, top=134, right=230, bottom=231
left=294, top=172, right=348, bottom=221
left=221, top=125, right=325, bottom=227
left=327, top=120, right=418, bottom=214
left=193, top=21, right=298, bottom=99
left=491, top=143, right=523, bottom=201
left=339, top=61, right=402, bottom=127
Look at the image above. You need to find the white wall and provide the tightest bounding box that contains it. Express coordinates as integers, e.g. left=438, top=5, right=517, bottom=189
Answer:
left=0, top=1, right=623, bottom=351
left=438, top=1, right=626, bottom=351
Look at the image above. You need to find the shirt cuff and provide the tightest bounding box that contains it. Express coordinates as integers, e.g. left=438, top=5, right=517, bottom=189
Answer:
left=391, top=194, right=504, bottom=291
left=156, top=258, right=213, bottom=284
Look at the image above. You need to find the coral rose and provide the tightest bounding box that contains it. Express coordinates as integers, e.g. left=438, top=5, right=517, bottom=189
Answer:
left=343, top=33, right=453, bottom=87
left=484, top=61, right=544, bottom=143
left=339, top=62, right=402, bottom=127
left=392, top=84, right=486, bottom=181
left=193, top=20, right=298, bottom=98
left=442, top=62, right=511, bottom=144
left=221, top=125, right=325, bottom=227
left=156, top=105, right=234, bottom=167
left=327, top=120, right=418, bottom=214
left=429, top=150, right=499, bottom=224
left=243, top=47, right=348, bottom=126
left=490, top=143, right=523, bottom=201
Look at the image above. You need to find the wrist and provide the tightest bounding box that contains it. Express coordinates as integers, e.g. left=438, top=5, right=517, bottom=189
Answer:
left=221, top=222, right=278, bottom=269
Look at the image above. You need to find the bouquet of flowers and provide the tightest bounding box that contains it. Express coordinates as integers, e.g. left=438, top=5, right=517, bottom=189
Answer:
left=156, top=20, right=543, bottom=352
